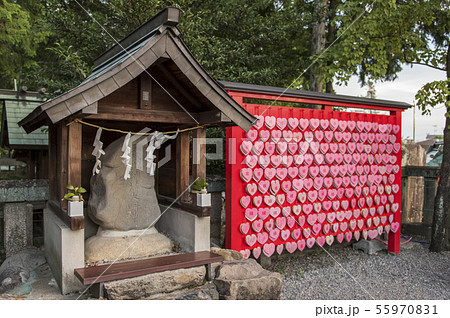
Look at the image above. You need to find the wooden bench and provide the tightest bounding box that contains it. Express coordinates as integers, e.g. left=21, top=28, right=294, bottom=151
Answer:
left=74, top=251, right=224, bottom=298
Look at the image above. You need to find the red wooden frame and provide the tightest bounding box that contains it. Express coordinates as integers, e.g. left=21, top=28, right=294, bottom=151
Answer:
left=226, top=91, right=404, bottom=257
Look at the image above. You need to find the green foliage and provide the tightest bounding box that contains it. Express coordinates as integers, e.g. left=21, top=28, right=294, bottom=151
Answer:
left=318, top=0, right=447, bottom=84
left=63, top=184, right=87, bottom=201
left=416, top=80, right=450, bottom=116
left=2, top=0, right=313, bottom=93
left=192, top=178, right=208, bottom=191
left=0, top=0, right=47, bottom=87
left=314, top=0, right=449, bottom=118
left=177, top=0, right=312, bottom=87
left=205, top=127, right=226, bottom=177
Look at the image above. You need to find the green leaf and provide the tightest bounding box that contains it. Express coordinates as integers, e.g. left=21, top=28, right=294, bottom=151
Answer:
left=63, top=193, right=74, bottom=200
left=66, top=184, right=74, bottom=190
left=76, top=187, right=87, bottom=194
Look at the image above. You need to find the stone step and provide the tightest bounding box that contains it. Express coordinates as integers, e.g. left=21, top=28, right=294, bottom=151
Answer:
left=103, top=266, right=205, bottom=300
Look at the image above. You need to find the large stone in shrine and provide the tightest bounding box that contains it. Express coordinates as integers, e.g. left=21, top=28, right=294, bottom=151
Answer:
left=88, top=135, right=161, bottom=231
left=86, top=135, right=172, bottom=263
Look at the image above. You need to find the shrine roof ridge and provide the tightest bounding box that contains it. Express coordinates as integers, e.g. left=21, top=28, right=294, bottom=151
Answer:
left=219, top=81, right=412, bottom=110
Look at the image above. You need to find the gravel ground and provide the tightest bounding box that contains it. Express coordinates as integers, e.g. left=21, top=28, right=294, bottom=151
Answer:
left=266, top=241, right=450, bottom=300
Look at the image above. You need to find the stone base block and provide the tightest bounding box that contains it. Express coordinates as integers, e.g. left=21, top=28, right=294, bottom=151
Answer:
left=44, top=208, right=84, bottom=294
left=353, top=239, right=386, bottom=254
left=149, top=282, right=219, bottom=300
left=103, top=266, right=206, bottom=299
left=157, top=205, right=210, bottom=252
left=4, top=203, right=33, bottom=257
left=85, top=229, right=172, bottom=263
left=214, top=259, right=282, bottom=300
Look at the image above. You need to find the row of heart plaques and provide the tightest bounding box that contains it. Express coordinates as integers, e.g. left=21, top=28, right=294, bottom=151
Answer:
left=240, top=175, right=399, bottom=206
left=240, top=165, right=398, bottom=186
left=239, top=217, right=400, bottom=259
left=241, top=207, right=399, bottom=239
left=241, top=139, right=400, bottom=159
left=252, top=116, right=399, bottom=135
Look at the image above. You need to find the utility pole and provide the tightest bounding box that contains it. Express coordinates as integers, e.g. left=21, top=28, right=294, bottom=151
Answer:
left=413, top=102, right=416, bottom=142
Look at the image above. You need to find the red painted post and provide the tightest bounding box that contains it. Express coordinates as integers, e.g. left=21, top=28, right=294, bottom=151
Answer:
left=226, top=95, right=244, bottom=251
left=388, top=110, right=402, bottom=254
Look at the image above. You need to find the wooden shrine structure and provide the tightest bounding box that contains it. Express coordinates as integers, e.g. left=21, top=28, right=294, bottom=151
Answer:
left=19, top=7, right=254, bottom=294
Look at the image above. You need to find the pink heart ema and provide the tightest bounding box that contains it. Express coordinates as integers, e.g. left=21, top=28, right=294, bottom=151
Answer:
left=236, top=115, right=402, bottom=255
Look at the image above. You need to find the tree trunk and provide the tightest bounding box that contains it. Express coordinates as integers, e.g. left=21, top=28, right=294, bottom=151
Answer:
left=309, top=0, right=328, bottom=93
left=429, top=45, right=450, bottom=252
left=325, top=0, right=337, bottom=94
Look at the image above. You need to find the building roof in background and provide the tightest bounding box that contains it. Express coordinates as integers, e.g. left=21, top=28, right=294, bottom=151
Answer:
left=416, top=138, right=436, bottom=152
left=1, top=90, right=48, bottom=149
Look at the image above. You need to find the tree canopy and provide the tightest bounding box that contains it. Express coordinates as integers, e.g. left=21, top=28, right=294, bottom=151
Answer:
left=0, top=0, right=314, bottom=94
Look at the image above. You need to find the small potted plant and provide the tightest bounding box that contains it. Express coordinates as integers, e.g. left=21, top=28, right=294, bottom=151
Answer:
left=192, top=178, right=211, bottom=207
left=63, top=184, right=87, bottom=217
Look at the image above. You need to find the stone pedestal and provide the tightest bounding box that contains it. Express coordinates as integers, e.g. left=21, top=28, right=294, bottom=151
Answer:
left=4, top=203, right=33, bottom=257
left=85, top=227, right=172, bottom=263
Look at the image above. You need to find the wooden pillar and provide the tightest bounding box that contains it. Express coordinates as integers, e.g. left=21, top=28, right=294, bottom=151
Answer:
left=27, top=151, right=36, bottom=179
left=388, top=110, right=401, bottom=254
left=176, top=131, right=190, bottom=202
left=192, top=128, right=206, bottom=181
left=48, top=125, right=57, bottom=201
left=57, top=123, right=68, bottom=209
left=67, top=122, right=82, bottom=188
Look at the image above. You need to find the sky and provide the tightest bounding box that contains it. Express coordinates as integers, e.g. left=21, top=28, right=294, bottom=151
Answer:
left=333, top=64, right=447, bottom=142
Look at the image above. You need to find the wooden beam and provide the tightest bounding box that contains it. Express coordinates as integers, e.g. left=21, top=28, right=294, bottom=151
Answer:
left=154, top=64, right=203, bottom=110
left=195, top=110, right=232, bottom=124
left=139, top=73, right=152, bottom=109
left=74, top=251, right=221, bottom=285
left=176, top=131, right=190, bottom=202
left=67, top=122, right=82, bottom=188
left=402, top=166, right=440, bottom=178
left=49, top=200, right=84, bottom=230
left=87, top=107, right=197, bottom=124
left=158, top=195, right=210, bottom=217
left=230, top=91, right=404, bottom=112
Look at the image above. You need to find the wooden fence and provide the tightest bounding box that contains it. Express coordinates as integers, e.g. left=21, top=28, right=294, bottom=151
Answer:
left=401, top=166, right=443, bottom=238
